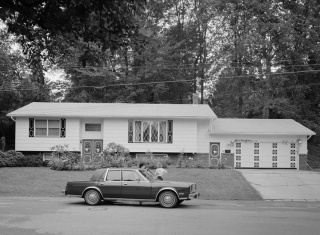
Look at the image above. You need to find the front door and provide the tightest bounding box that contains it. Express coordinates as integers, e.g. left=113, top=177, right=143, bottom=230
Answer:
left=82, top=139, right=103, bottom=163
left=210, top=142, right=220, bottom=166
left=121, top=170, right=151, bottom=199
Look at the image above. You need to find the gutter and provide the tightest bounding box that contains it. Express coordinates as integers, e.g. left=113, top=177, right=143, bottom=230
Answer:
left=307, top=135, right=312, bottom=140
left=10, top=116, right=16, bottom=122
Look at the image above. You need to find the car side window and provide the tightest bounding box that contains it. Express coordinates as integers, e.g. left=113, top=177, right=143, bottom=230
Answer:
left=122, top=170, right=140, bottom=181
left=106, top=170, right=121, bottom=181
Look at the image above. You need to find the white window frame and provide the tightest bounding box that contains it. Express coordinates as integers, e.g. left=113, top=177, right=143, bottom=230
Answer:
left=35, top=119, right=60, bottom=137
left=133, top=120, right=168, bottom=143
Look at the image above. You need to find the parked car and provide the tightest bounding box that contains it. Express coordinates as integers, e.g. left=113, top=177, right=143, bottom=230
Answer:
left=62, top=168, right=200, bottom=208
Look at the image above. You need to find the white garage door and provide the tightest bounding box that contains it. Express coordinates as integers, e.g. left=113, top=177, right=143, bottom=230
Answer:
left=235, top=142, right=297, bottom=168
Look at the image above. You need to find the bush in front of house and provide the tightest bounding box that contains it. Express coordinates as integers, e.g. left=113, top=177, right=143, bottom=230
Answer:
left=49, top=151, right=82, bottom=171
left=0, top=150, right=47, bottom=167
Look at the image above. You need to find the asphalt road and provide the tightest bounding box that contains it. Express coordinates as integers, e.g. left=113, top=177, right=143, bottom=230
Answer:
left=0, top=197, right=320, bottom=235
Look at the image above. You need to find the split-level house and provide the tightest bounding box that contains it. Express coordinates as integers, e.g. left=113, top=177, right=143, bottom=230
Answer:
left=7, top=102, right=315, bottom=169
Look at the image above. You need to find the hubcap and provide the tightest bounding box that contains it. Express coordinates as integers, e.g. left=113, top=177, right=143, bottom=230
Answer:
left=164, top=195, right=173, bottom=204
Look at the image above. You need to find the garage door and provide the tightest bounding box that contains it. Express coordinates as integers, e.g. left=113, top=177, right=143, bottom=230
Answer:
left=235, top=142, right=297, bottom=168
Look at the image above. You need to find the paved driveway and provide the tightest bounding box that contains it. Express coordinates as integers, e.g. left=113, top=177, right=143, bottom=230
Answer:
left=238, top=169, right=320, bottom=201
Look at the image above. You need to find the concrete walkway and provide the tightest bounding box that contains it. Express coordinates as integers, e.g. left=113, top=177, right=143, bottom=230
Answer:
left=237, top=169, right=320, bottom=201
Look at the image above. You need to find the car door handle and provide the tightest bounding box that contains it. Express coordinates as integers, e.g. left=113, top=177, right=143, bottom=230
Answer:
left=123, top=183, right=127, bottom=185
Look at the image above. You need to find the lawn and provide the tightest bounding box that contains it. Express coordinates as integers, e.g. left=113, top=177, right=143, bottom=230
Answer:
left=0, top=167, right=262, bottom=200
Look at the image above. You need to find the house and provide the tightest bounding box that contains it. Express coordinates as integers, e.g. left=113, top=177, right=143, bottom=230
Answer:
left=7, top=102, right=315, bottom=170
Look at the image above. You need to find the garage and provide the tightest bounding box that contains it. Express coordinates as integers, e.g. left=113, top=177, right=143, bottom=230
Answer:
left=235, top=141, right=298, bottom=169
left=209, top=118, right=315, bottom=170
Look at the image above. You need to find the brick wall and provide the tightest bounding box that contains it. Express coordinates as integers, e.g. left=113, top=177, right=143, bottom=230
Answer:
left=299, top=154, right=308, bottom=170
left=221, top=153, right=234, bottom=169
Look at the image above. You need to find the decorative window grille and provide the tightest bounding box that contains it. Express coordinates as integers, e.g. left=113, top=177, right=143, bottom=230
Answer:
left=254, top=162, right=259, bottom=168
left=236, top=156, right=241, bottom=161
left=236, top=162, right=241, bottom=168
left=236, top=149, right=241, bottom=154
left=291, top=143, right=296, bottom=148
left=254, top=143, right=259, bottom=148
left=254, top=149, right=259, bottom=154
left=291, top=150, right=295, bottom=155
left=236, top=143, right=241, bottom=148
left=272, top=156, right=277, bottom=161
left=291, top=156, right=295, bottom=161
left=254, top=156, right=259, bottom=161
left=272, top=150, right=277, bottom=154
left=272, top=143, right=277, bottom=148
left=134, top=121, right=141, bottom=142
left=272, top=163, right=277, bottom=168
left=291, top=163, right=296, bottom=168
left=131, top=120, right=169, bottom=143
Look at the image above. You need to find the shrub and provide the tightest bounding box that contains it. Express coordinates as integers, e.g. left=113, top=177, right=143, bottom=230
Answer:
left=102, top=142, right=131, bottom=167
left=0, top=151, right=47, bottom=167
left=49, top=145, right=81, bottom=171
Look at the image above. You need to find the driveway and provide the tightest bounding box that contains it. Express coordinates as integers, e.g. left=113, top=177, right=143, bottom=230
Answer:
left=238, top=169, right=320, bottom=201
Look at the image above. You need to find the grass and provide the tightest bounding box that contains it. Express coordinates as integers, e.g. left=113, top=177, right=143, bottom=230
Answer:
left=0, top=167, right=262, bottom=200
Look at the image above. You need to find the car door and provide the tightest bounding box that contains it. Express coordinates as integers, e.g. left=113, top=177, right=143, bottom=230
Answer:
left=121, top=170, right=152, bottom=199
left=98, top=169, right=122, bottom=198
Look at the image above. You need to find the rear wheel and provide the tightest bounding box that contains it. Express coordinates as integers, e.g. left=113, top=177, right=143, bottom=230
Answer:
left=84, top=189, right=101, bottom=205
left=158, top=191, right=178, bottom=208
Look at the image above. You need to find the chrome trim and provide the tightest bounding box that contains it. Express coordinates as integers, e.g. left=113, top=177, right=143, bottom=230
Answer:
left=155, top=187, right=179, bottom=200
left=103, top=198, right=155, bottom=202
left=81, top=186, right=103, bottom=198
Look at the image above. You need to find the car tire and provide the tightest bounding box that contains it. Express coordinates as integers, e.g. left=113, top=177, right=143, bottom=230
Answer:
left=84, top=189, right=101, bottom=205
left=158, top=191, right=178, bottom=208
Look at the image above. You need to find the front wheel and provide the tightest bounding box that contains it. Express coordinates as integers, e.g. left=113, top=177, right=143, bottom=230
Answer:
left=84, top=189, right=101, bottom=205
left=158, top=191, right=178, bottom=208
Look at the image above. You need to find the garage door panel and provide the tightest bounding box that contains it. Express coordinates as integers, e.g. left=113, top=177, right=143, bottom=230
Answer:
left=235, top=141, right=297, bottom=169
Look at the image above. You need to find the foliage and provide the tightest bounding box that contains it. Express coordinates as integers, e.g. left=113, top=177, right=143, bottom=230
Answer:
left=102, top=142, right=131, bottom=167
left=49, top=144, right=81, bottom=171
left=0, top=150, right=47, bottom=167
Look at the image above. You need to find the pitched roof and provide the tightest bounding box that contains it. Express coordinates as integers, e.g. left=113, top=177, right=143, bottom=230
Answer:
left=210, top=118, right=315, bottom=135
left=7, top=102, right=216, bottom=119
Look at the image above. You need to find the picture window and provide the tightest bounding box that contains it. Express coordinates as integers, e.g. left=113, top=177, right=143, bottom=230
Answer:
left=35, top=119, right=60, bottom=137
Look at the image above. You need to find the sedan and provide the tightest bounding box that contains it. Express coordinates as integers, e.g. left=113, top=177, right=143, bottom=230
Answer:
left=63, top=168, right=200, bottom=208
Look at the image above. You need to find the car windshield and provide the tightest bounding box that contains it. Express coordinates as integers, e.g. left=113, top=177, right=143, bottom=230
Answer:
left=139, top=169, right=156, bottom=181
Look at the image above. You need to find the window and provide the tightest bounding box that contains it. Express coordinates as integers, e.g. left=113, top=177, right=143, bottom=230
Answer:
left=85, top=124, right=101, bottom=131
left=106, top=170, right=121, bottom=181
left=122, top=170, right=141, bottom=181
left=133, top=121, right=168, bottom=143
left=35, top=119, right=60, bottom=137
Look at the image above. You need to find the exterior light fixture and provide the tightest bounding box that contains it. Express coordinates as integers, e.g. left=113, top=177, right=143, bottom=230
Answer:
left=297, top=139, right=302, bottom=144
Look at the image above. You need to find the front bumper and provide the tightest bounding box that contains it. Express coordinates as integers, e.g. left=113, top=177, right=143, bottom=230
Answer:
left=189, top=192, right=200, bottom=198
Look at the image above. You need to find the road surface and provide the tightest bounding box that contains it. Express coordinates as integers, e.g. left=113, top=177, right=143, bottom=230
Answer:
left=0, top=197, right=319, bottom=235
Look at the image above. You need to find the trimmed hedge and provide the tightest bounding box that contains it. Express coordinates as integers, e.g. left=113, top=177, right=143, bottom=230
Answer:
left=0, top=150, right=48, bottom=167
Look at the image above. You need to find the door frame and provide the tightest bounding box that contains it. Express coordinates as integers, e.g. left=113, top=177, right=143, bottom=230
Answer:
left=82, top=139, right=103, bottom=163
left=209, top=142, right=220, bottom=167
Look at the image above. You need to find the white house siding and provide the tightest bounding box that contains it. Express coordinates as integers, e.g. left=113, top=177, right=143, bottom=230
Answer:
left=103, top=118, right=198, bottom=153
left=15, top=117, right=80, bottom=152
left=80, top=118, right=103, bottom=140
